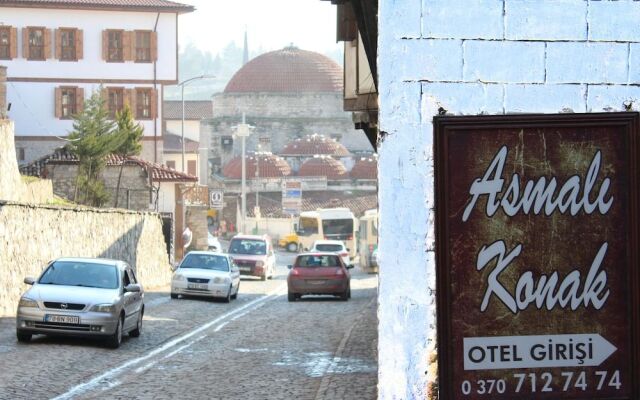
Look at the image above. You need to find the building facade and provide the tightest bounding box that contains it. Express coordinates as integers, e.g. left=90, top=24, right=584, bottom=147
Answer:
left=0, top=0, right=193, bottom=165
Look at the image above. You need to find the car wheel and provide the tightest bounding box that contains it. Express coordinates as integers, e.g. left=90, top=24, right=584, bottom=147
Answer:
left=288, top=292, right=296, bottom=302
left=16, top=331, right=31, bottom=343
left=287, top=242, right=298, bottom=252
left=340, top=289, right=349, bottom=301
left=106, top=316, right=123, bottom=349
left=129, top=308, right=143, bottom=338
left=171, top=292, right=178, bottom=299
left=231, top=282, right=239, bottom=300
left=348, top=287, right=351, bottom=299
left=223, top=286, right=232, bottom=303
left=261, top=273, right=267, bottom=281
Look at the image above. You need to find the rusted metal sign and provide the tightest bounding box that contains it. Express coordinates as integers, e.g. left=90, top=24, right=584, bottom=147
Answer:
left=434, top=113, right=640, bottom=399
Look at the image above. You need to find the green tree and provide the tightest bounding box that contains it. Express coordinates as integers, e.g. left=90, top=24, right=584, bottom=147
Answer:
left=113, top=105, right=144, bottom=207
left=67, top=89, right=124, bottom=207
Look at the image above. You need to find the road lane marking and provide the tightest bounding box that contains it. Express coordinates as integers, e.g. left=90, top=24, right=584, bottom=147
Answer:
left=51, top=284, right=286, bottom=400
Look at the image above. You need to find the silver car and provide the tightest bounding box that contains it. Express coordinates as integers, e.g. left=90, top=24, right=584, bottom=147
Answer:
left=171, top=251, right=240, bottom=302
left=16, top=258, right=144, bottom=349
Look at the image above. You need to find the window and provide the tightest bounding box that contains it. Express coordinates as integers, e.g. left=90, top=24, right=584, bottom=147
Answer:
left=188, top=160, right=197, bottom=176
left=136, top=88, right=152, bottom=119
left=28, top=27, right=45, bottom=60
left=108, top=88, right=124, bottom=118
left=107, top=30, right=123, bottom=62
left=135, top=30, right=151, bottom=62
left=61, top=88, right=76, bottom=118
left=0, top=27, right=9, bottom=59
left=167, top=160, right=176, bottom=170
left=59, top=28, right=76, bottom=61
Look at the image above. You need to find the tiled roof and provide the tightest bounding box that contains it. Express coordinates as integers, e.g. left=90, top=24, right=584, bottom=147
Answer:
left=222, top=153, right=291, bottom=179
left=350, top=156, right=378, bottom=180
left=298, top=156, right=348, bottom=180
left=0, top=0, right=194, bottom=12
left=163, top=133, right=199, bottom=153
left=281, top=133, right=350, bottom=157
left=224, top=46, right=343, bottom=93
left=20, top=147, right=197, bottom=182
left=245, top=193, right=378, bottom=218
left=163, top=100, right=212, bottom=120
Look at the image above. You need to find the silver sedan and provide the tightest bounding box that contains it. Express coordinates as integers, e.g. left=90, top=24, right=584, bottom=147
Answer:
left=171, top=251, right=240, bottom=302
left=16, top=258, right=144, bottom=349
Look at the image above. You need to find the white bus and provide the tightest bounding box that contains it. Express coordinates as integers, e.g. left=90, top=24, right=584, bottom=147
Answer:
left=297, top=208, right=358, bottom=257
left=357, top=209, right=378, bottom=273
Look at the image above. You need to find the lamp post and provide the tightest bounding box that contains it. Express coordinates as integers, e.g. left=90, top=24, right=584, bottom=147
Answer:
left=178, top=75, right=215, bottom=173
left=235, top=113, right=253, bottom=233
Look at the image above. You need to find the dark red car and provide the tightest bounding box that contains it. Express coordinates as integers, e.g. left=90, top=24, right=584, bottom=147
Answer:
left=287, top=252, right=353, bottom=301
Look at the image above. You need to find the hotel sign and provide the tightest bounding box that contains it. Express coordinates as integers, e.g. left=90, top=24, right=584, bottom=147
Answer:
left=434, top=113, right=640, bottom=399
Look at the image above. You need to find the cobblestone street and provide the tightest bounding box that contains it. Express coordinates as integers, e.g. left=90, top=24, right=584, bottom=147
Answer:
left=0, top=251, right=378, bottom=400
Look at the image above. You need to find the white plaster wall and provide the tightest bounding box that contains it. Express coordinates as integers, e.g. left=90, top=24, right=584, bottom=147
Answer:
left=7, top=82, right=161, bottom=137
left=377, top=0, right=640, bottom=398
left=157, top=181, right=176, bottom=215
left=166, top=120, right=201, bottom=142
left=0, top=8, right=177, bottom=81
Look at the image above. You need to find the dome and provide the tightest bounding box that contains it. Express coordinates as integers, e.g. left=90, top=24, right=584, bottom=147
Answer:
left=224, top=46, right=343, bottom=93
left=350, top=156, right=378, bottom=180
left=281, top=133, right=351, bottom=157
left=223, top=153, right=291, bottom=179
left=298, top=156, right=348, bottom=180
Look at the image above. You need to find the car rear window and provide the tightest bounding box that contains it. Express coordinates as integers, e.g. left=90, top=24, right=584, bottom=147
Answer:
left=229, top=239, right=267, bottom=255
left=315, top=244, right=343, bottom=252
left=180, top=254, right=229, bottom=271
left=296, top=255, right=341, bottom=268
left=38, top=261, right=119, bottom=289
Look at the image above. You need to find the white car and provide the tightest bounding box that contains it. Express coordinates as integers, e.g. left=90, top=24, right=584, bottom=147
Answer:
left=310, top=240, right=351, bottom=267
left=208, top=233, right=222, bottom=252
left=171, top=251, right=240, bottom=302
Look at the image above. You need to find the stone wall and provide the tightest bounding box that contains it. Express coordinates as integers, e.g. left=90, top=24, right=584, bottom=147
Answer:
left=0, top=66, right=6, bottom=120
left=21, top=178, right=54, bottom=204
left=0, top=201, right=171, bottom=316
left=0, top=120, right=23, bottom=202
left=185, top=205, right=208, bottom=251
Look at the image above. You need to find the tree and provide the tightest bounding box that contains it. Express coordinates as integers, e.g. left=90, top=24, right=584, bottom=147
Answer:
left=67, top=89, right=124, bottom=207
left=113, top=105, right=144, bottom=207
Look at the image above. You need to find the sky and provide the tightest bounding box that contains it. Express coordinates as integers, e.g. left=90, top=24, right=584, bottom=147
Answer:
left=178, top=0, right=341, bottom=57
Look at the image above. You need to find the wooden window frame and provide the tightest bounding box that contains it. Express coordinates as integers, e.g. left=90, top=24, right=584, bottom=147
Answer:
left=58, top=28, right=77, bottom=61
left=135, top=88, right=152, bottom=120
left=0, top=26, right=10, bottom=60
left=187, top=160, right=197, bottom=176
left=27, top=26, right=46, bottom=61
left=106, top=29, right=124, bottom=63
left=60, top=86, right=77, bottom=119
left=107, top=87, right=125, bottom=119
left=134, top=30, right=152, bottom=63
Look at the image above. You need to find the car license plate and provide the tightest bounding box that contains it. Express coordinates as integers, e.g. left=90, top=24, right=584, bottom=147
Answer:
left=308, top=280, right=326, bottom=285
left=239, top=267, right=251, bottom=272
left=45, top=314, right=79, bottom=324
left=188, top=283, right=208, bottom=290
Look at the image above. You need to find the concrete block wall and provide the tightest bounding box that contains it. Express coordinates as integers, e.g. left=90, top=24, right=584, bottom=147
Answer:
left=377, top=1, right=640, bottom=398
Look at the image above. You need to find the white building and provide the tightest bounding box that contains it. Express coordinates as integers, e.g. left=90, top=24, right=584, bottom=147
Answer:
left=0, top=0, right=194, bottom=165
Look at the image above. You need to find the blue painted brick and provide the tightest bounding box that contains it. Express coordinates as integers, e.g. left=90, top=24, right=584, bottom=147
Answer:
left=384, top=0, right=422, bottom=38
left=505, top=0, right=587, bottom=41
left=422, top=82, right=504, bottom=117
left=587, top=85, right=640, bottom=112
left=546, top=42, right=628, bottom=84
left=589, top=1, right=640, bottom=42
left=464, top=41, right=545, bottom=83
left=400, top=39, right=463, bottom=82
left=422, top=0, right=503, bottom=40
left=628, top=44, right=640, bottom=84
left=505, top=84, right=586, bottom=113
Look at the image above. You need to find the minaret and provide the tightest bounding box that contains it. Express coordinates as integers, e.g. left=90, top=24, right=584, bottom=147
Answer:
left=242, top=28, right=249, bottom=65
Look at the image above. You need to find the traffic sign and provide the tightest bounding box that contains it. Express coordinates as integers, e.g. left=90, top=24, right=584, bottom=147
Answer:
left=209, top=190, right=224, bottom=210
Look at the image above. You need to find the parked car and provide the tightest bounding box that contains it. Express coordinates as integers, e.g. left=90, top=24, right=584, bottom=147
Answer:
left=208, top=232, right=222, bottom=252
left=278, top=233, right=300, bottom=252
left=171, top=251, right=240, bottom=302
left=16, top=258, right=144, bottom=349
left=228, top=234, right=276, bottom=281
left=287, top=252, right=353, bottom=301
left=309, top=239, right=351, bottom=267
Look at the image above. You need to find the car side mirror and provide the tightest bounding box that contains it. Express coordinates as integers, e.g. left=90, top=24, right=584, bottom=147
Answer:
left=346, top=264, right=354, bottom=269
left=125, top=283, right=141, bottom=293
left=24, top=277, right=35, bottom=285
left=287, top=265, right=293, bottom=269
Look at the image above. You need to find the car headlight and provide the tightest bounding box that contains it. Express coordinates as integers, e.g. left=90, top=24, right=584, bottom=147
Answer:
left=255, top=261, right=264, bottom=267
left=173, top=274, right=186, bottom=281
left=18, top=298, right=38, bottom=308
left=91, top=304, right=116, bottom=313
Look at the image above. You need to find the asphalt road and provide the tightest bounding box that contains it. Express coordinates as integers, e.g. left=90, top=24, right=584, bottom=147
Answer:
left=0, top=250, right=378, bottom=400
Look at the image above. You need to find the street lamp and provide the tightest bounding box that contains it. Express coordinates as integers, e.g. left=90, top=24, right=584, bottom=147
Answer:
left=178, top=74, right=215, bottom=173
left=235, top=113, right=254, bottom=233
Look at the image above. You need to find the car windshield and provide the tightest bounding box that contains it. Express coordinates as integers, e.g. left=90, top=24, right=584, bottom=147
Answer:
left=315, top=244, right=343, bottom=252
left=296, top=255, right=341, bottom=268
left=229, top=239, right=266, bottom=255
left=38, top=261, right=119, bottom=289
left=180, top=254, right=229, bottom=271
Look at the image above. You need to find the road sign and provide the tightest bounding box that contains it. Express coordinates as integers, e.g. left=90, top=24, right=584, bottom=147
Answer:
left=434, top=113, right=640, bottom=400
left=209, top=190, right=223, bottom=210
left=282, top=180, right=302, bottom=215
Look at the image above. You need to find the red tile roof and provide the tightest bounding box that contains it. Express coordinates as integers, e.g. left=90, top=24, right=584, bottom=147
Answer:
left=163, top=100, right=212, bottom=120
left=298, top=156, right=348, bottom=180
left=222, top=153, right=291, bottom=179
left=224, top=46, right=343, bottom=93
left=245, top=193, right=378, bottom=218
left=281, top=133, right=350, bottom=157
left=0, top=0, right=194, bottom=12
left=350, top=156, right=378, bottom=180
left=20, top=147, right=197, bottom=182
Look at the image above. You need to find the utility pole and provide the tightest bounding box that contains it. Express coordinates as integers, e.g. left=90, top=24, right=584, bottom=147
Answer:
left=235, top=113, right=253, bottom=233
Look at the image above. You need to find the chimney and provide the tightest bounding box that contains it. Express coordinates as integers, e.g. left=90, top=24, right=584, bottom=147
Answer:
left=0, top=65, right=6, bottom=119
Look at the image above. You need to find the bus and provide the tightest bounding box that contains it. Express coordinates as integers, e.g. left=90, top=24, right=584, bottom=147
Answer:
left=296, top=208, right=358, bottom=257
left=357, top=209, right=378, bottom=273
